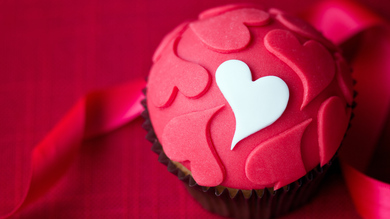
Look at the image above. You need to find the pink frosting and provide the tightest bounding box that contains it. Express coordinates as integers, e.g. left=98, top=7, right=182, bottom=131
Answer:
left=318, top=96, right=351, bottom=166
left=190, top=8, right=270, bottom=53
left=146, top=5, right=353, bottom=190
left=245, top=119, right=311, bottom=189
left=264, top=29, right=336, bottom=110
left=162, top=105, right=225, bottom=186
left=148, top=37, right=211, bottom=108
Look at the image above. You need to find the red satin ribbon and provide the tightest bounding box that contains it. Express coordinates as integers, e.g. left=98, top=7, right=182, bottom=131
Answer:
left=0, top=79, right=145, bottom=219
left=305, top=1, right=390, bottom=218
left=2, top=1, right=390, bottom=218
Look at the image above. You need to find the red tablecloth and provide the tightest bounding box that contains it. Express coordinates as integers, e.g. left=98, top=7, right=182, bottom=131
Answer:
left=1, top=0, right=389, bottom=218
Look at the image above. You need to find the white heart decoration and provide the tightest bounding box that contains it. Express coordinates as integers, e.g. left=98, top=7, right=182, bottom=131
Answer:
left=216, top=60, right=289, bottom=150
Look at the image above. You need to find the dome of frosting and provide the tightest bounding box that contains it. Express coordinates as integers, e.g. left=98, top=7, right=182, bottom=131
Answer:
left=146, top=4, right=353, bottom=190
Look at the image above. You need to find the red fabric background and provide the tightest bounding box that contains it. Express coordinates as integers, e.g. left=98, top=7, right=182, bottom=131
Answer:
left=1, top=0, right=388, bottom=218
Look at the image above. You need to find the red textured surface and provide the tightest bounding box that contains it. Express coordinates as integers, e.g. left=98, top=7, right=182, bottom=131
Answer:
left=190, top=8, right=270, bottom=52
left=335, top=53, right=354, bottom=105
left=274, top=12, right=338, bottom=51
left=148, top=37, right=211, bottom=108
left=245, top=119, right=311, bottom=189
left=264, top=29, right=336, bottom=109
left=152, top=22, right=189, bottom=63
left=0, top=0, right=384, bottom=218
left=318, top=96, right=350, bottom=166
left=162, top=105, right=225, bottom=186
left=147, top=6, right=351, bottom=190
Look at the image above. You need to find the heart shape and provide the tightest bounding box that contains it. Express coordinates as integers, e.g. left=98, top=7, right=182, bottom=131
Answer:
left=318, top=96, right=350, bottom=166
left=265, top=29, right=335, bottom=110
left=162, top=105, right=225, bottom=186
left=245, top=119, right=311, bottom=189
left=190, top=8, right=270, bottom=52
left=216, top=60, right=289, bottom=150
left=148, top=37, right=211, bottom=108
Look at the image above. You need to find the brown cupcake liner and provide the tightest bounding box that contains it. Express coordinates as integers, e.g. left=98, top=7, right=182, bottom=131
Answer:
left=141, top=89, right=355, bottom=219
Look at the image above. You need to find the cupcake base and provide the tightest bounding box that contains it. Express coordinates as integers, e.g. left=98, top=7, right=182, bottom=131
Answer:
left=184, top=165, right=328, bottom=219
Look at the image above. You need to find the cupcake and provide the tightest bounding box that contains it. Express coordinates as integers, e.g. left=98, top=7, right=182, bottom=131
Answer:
left=143, top=4, right=353, bottom=219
